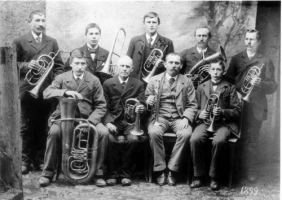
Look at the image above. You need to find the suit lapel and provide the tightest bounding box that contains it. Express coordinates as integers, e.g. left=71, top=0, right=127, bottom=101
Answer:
left=112, top=76, right=123, bottom=95
left=27, top=32, right=40, bottom=51
left=95, top=47, right=107, bottom=71
left=175, top=75, right=185, bottom=97
left=121, top=77, right=135, bottom=97
left=81, top=44, right=95, bottom=73
left=37, top=34, right=49, bottom=53
left=65, top=71, right=79, bottom=91
left=202, top=80, right=211, bottom=99
left=77, top=73, right=89, bottom=93
left=191, top=46, right=203, bottom=61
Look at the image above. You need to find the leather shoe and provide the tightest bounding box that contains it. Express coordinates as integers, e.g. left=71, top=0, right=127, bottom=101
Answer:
left=190, top=177, right=203, bottom=188
left=167, top=171, right=177, bottom=186
left=106, top=179, right=117, bottom=186
left=156, top=171, right=166, bottom=186
left=95, top=178, right=106, bottom=187
left=210, top=178, right=220, bottom=191
left=22, top=165, right=31, bottom=175
left=247, top=170, right=258, bottom=183
left=121, top=178, right=131, bottom=186
left=39, top=176, right=52, bottom=187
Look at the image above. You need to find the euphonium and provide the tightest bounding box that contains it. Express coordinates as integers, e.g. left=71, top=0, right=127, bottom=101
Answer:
left=55, top=98, right=98, bottom=183
left=241, top=64, right=264, bottom=102
left=26, top=50, right=61, bottom=99
left=186, top=46, right=227, bottom=88
left=142, top=45, right=168, bottom=83
left=125, top=98, right=144, bottom=136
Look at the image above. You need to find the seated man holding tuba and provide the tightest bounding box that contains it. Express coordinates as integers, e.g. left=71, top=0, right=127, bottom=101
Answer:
left=39, top=49, right=109, bottom=187
left=190, top=61, right=241, bottom=190
left=102, top=56, right=146, bottom=186
left=146, top=53, right=197, bottom=186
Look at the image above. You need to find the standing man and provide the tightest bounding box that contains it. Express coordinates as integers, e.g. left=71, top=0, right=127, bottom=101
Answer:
left=103, top=56, right=146, bottom=186
left=146, top=53, right=197, bottom=186
left=64, top=23, right=110, bottom=84
left=39, top=49, right=109, bottom=187
left=127, top=12, right=174, bottom=80
left=225, top=29, right=277, bottom=182
left=13, top=10, right=64, bottom=174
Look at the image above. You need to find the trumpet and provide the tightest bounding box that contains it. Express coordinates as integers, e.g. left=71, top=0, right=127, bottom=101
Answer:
left=25, top=50, right=61, bottom=99
left=142, top=45, right=168, bottom=83
left=241, top=64, right=264, bottom=102
left=125, top=98, right=144, bottom=136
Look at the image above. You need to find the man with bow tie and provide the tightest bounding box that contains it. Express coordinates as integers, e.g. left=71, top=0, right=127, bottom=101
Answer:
left=39, top=49, right=108, bottom=187
left=225, top=29, right=277, bottom=183
left=13, top=10, right=64, bottom=175
left=64, top=23, right=109, bottom=84
left=146, top=53, right=197, bottom=186
left=102, top=56, right=146, bottom=186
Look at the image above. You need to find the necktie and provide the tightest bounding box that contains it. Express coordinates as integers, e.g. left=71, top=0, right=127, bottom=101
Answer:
left=76, top=78, right=81, bottom=85
left=148, top=37, right=153, bottom=47
left=88, top=48, right=97, bottom=54
left=36, top=37, right=41, bottom=43
left=169, top=78, right=175, bottom=88
left=121, top=81, right=126, bottom=90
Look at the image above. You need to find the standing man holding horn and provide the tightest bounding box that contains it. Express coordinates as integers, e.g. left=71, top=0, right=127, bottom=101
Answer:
left=127, top=12, right=174, bottom=81
left=103, top=56, right=146, bottom=186
left=13, top=10, right=64, bottom=175
left=225, top=29, right=277, bottom=183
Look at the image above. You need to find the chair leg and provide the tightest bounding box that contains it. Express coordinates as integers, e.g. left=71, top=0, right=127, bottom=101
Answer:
left=229, top=142, right=236, bottom=189
left=143, top=141, right=150, bottom=182
left=149, top=151, right=154, bottom=183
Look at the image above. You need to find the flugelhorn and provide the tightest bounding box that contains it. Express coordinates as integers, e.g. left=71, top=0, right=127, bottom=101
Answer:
left=26, top=50, right=61, bottom=99
left=241, top=64, right=264, bottom=102
left=142, top=45, right=168, bottom=83
left=54, top=97, right=98, bottom=183
left=125, top=98, right=144, bottom=136
left=186, top=46, right=226, bottom=88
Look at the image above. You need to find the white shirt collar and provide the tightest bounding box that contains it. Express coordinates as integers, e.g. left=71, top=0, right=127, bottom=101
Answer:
left=118, top=76, right=129, bottom=84
left=146, top=33, right=158, bottom=44
left=196, top=46, right=207, bottom=54
left=166, top=73, right=178, bottom=82
left=246, top=50, right=256, bottom=59
left=73, top=73, right=84, bottom=80
left=31, top=31, right=42, bottom=41
left=87, top=43, right=99, bottom=50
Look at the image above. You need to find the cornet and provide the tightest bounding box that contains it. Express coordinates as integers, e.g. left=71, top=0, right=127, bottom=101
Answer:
left=147, top=89, right=161, bottom=126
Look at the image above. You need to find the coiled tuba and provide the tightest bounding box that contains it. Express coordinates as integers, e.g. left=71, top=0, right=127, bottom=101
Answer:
left=241, top=64, right=264, bottom=102
left=55, top=97, right=98, bottom=183
left=125, top=98, right=144, bottom=136
left=25, top=50, right=61, bottom=99
left=186, top=46, right=226, bottom=88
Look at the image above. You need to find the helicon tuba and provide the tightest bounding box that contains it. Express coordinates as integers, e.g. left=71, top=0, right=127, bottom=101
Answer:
left=241, top=63, right=264, bottom=102
left=55, top=97, right=98, bottom=183
left=25, top=50, right=61, bottom=99
left=125, top=98, right=144, bottom=136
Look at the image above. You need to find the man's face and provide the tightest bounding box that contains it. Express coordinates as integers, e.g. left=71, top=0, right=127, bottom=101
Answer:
left=195, top=28, right=210, bottom=49
left=245, top=32, right=260, bottom=53
left=144, top=17, right=159, bottom=36
left=70, top=57, right=87, bottom=77
left=29, top=14, right=46, bottom=35
left=117, top=58, right=133, bottom=79
left=86, top=27, right=101, bottom=47
left=209, top=62, right=224, bottom=82
left=164, top=55, right=182, bottom=77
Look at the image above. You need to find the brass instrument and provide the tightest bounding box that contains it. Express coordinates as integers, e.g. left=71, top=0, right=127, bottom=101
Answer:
left=25, top=50, right=61, bottom=99
left=142, top=45, right=168, bottom=83
left=99, top=28, right=126, bottom=77
left=55, top=98, right=98, bottom=183
left=147, top=89, right=161, bottom=126
left=241, top=64, right=264, bottom=102
left=125, top=98, right=144, bottom=136
left=186, top=46, right=226, bottom=88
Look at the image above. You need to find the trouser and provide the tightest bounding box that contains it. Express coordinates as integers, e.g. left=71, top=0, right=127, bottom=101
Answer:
left=42, top=122, right=109, bottom=178
left=148, top=117, right=192, bottom=172
left=107, top=119, right=139, bottom=179
left=190, top=123, right=231, bottom=178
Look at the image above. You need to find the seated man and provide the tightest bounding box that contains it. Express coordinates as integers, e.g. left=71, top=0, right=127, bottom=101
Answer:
left=190, top=61, right=241, bottom=190
left=103, top=56, right=146, bottom=186
left=146, top=53, right=197, bottom=186
left=39, top=49, right=109, bottom=187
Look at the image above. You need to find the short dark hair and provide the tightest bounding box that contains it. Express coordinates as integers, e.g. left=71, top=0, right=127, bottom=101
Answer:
left=28, top=10, right=45, bottom=22
left=194, top=27, right=212, bottom=38
left=143, top=12, right=160, bottom=25
left=85, top=23, right=101, bottom=35
left=210, top=60, right=225, bottom=71
left=246, top=29, right=261, bottom=41
left=69, top=49, right=87, bottom=64
left=165, top=53, right=182, bottom=63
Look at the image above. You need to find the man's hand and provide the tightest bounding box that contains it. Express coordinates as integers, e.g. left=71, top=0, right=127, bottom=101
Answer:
left=28, top=60, right=41, bottom=71
left=135, top=104, right=145, bottom=114
left=146, top=95, right=156, bottom=106
left=156, top=59, right=164, bottom=68
left=212, top=107, right=222, bottom=117
left=199, top=110, right=209, bottom=119
left=106, top=123, right=117, bottom=134
left=64, top=91, right=83, bottom=100
left=177, top=118, right=189, bottom=130
left=250, top=77, right=261, bottom=87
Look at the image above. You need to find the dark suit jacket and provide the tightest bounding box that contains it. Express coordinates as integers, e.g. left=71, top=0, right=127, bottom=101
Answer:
left=43, top=71, right=106, bottom=126
left=195, top=79, right=241, bottom=138
left=102, top=76, right=146, bottom=125
left=145, top=72, right=197, bottom=124
left=127, top=34, right=174, bottom=79
left=13, top=31, right=64, bottom=100
left=225, top=50, right=277, bottom=121
left=180, top=46, right=216, bottom=74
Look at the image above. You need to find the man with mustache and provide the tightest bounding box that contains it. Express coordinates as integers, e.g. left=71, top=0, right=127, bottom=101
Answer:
left=13, top=10, right=64, bottom=175
left=127, top=12, right=174, bottom=81
left=225, top=29, right=277, bottom=183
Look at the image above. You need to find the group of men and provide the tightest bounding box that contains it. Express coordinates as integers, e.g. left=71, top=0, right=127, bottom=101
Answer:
left=14, top=10, right=277, bottom=190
